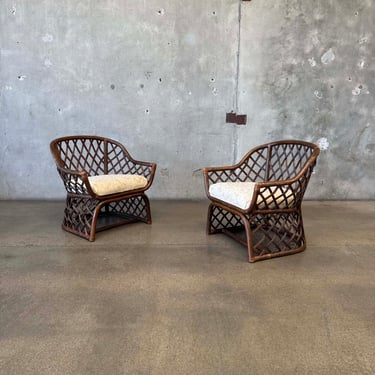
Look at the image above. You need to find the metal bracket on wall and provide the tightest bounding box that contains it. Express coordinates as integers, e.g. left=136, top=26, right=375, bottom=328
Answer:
left=226, top=112, right=247, bottom=125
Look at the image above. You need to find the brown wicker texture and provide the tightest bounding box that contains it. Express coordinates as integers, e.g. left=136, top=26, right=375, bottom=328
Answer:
left=50, top=135, right=156, bottom=241
left=204, top=140, right=320, bottom=262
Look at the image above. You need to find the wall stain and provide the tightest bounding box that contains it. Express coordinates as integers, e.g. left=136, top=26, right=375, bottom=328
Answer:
left=317, top=137, right=329, bottom=151
left=160, top=168, right=169, bottom=177
left=321, top=48, right=335, bottom=64
left=352, top=85, right=363, bottom=96
left=42, top=34, right=54, bottom=43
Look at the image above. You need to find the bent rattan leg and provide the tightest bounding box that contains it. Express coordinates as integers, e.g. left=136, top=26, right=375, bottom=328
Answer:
left=238, top=212, right=255, bottom=263
left=207, top=203, right=307, bottom=262
left=207, top=203, right=243, bottom=235
left=62, top=195, right=98, bottom=241
left=62, top=194, right=153, bottom=242
left=207, top=203, right=255, bottom=262
left=246, top=210, right=306, bottom=261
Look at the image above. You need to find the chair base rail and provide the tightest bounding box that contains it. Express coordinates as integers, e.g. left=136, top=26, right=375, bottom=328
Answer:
left=207, top=203, right=306, bottom=262
left=62, top=194, right=152, bottom=241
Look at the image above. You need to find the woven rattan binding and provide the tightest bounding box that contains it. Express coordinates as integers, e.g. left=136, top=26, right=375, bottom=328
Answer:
left=50, top=135, right=157, bottom=241
left=204, top=140, right=320, bottom=262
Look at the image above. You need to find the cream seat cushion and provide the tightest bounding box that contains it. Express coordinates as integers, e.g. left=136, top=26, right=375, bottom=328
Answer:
left=88, top=174, right=148, bottom=196
left=209, top=182, right=294, bottom=210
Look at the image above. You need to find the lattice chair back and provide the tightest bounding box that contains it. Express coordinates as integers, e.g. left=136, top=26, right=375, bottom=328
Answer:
left=233, top=145, right=269, bottom=182
left=266, top=142, right=316, bottom=182
left=266, top=141, right=318, bottom=205
left=51, top=136, right=106, bottom=176
left=105, top=139, right=153, bottom=180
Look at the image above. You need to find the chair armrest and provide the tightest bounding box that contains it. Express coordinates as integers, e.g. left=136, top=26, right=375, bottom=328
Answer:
left=204, top=162, right=257, bottom=198
left=56, top=166, right=95, bottom=196
left=204, top=165, right=237, bottom=192
left=124, top=160, right=157, bottom=190
left=251, top=180, right=297, bottom=211
left=204, top=149, right=267, bottom=193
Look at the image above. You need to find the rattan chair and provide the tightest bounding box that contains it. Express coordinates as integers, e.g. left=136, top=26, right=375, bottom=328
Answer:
left=50, top=135, right=157, bottom=241
left=204, top=140, right=320, bottom=262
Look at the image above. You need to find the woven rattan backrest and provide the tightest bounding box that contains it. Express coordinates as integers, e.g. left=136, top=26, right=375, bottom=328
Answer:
left=106, top=139, right=154, bottom=178
left=267, top=141, right=316, bottom=181
left=50, top=136, right=150, bottom=178
left=106, top=140, right=135, bottom=174
left=51, top=136, right=106, bottom=175
left=234, top=146, right=269, bottom=182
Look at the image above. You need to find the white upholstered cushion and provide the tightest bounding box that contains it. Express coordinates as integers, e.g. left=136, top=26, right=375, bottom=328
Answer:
left=209, top=182, right=256, bottom=210
left=209, top=182, right=294, bottom=210
left=88, top=174, right=148, bottom=196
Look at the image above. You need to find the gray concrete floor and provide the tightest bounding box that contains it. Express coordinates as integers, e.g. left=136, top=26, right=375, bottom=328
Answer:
left=0, top=200, right=374, bottom=375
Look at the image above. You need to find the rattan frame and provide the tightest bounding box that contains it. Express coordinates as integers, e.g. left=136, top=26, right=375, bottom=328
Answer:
left=204, top=140, right=320, bottom=262
left=50, top=135, right=157, bottom=241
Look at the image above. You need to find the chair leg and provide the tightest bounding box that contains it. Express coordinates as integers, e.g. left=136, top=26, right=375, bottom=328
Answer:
left=248, top=210, right=306, bottom=261
left=207, top=203, right=256, bottom=262
left=141, top=195, right=152, bottom=224
left=207, top=203, right=244, bottom=235
left=207, top=203, right=221, bottom=234
left=206, top=203, right=308, bottom=262
left=62, top=196, right=98, bottom=241
left=238, top=212, right=256, bottom=263
left=61, top=195, right=153, bottom=241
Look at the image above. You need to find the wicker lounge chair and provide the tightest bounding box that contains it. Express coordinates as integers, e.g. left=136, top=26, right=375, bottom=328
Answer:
left=204, top=140, right=320, bottom=262
left=50, top=135, right=156, bottom=241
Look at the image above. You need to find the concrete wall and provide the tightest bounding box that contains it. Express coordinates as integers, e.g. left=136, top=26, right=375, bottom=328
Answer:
left=1, top=0, right=374, bottom=200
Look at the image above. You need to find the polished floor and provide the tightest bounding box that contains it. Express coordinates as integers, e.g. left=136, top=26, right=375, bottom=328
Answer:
left=0, top=200, right=374, bottom=375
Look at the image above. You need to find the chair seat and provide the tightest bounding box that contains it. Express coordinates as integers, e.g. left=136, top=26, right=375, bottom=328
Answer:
left=88, top=174, right=148, bottom=196
left=209, top=182, right=294, bottom=210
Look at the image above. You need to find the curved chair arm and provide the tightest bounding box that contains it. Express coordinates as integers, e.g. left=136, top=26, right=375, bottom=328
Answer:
left=204, top=145, right=269, bottom=195
left=204, top=161, right=263, bottom=197
left=57, top=160, right=157, bottom=197
left=204, top=165, right=240, bottom=194
left=250, top=159, right=316, bottom=212
left=204, top=162, right=255, bottom=205
left=105, top=139, right=157, bottom=189
left=122, top=159, right=157, bottom=190
left=249, top=180, right=298, bottom=212
left=56, top=166, right=95, bottom=196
